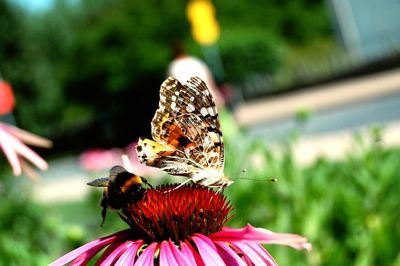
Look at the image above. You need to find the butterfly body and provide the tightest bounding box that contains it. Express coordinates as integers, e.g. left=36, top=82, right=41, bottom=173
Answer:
left=136, top=76, right=232, bottom=188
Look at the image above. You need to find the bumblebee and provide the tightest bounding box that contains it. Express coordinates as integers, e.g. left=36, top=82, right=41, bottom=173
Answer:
left=87, top=165, right=153, bottom=226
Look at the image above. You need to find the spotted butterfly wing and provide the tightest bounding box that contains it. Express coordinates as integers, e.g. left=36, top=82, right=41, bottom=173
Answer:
left=136, top=76, right=232, bottom=187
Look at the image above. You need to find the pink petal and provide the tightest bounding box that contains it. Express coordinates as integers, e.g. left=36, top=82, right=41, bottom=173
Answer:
left=115, top=240, right=144, bottom=266
left=1, top=123, right=52, bottom=148
left=96, top=241, right=127, bottom=265
left=8, top=134, right=48, bottom=170
left=191, top=234, right=225, bottom=265
left=0, top=130, right=21, bottom=175
left=0, top=123, right=49, bottom=173
left=167, top=240, right=194, bottom=266
left=71, top=242, right=109, bottom=266
left=134, top=242, right=157, bottom=266
left=159, top=241, right=179, bottom=266
left=232, top=241, right=277, bottom=266
left=210, top=224, right=312, bottom=251
left=180, top=241, right=205, bottom=266
left=49, top=230, right=131, bottom=266
left=247, top=242, right=278, bottom=265
left=214, top=241, right=247, bottom=266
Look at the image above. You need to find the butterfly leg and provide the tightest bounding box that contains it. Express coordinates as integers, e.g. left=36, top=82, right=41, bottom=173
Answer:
left=164, top=178, right=193, bottom=193
left=215, top=184, right=225, bottom=194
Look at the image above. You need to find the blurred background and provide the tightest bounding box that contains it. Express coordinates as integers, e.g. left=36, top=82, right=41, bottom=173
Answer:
left=1, top=0, right=400, bottom=265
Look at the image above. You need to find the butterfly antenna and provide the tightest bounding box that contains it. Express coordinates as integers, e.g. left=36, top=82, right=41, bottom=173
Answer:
left=231, top=165, right=277, bottom=182
left=232, top=177, right=278, bottom=182
left=232, top=169, right=278, bottom=182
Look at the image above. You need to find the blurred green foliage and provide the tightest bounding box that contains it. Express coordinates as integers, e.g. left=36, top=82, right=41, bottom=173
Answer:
left=0, top=0, right=332, bottom=146
left=223, top=128, right=400, bottom=266
left=0, top=174, right=56, bottom=265
left=219, top=27, right=284, bottom=81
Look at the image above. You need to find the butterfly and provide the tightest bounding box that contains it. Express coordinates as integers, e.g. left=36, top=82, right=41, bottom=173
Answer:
left=136, top=76, right=232, bottom=188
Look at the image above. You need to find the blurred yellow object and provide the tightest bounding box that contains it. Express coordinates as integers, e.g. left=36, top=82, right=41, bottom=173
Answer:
left=187, top=0, right=220, bottom=45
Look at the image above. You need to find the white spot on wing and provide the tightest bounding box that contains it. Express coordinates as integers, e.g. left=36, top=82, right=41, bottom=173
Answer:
left=171, top=95, right=176, bottom=101
left=208, top=131, right=220, bottom=142
left=186, top=103, right=195, bottom=112
left=200, top=107, right=208, bottom=116
left=171, top=102, right=176, bottom=110
left=207, top=107, right=216, bottom=116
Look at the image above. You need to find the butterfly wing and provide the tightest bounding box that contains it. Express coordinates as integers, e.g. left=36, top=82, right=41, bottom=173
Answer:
left=137, top=76, right=224, bottom=178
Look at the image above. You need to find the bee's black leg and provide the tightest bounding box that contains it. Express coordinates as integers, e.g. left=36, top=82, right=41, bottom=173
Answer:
left=140, top=176, right=154, bottom=189
left=118, top=212, right=129, bottom=224
left=100, top=198, right=108, bottom=227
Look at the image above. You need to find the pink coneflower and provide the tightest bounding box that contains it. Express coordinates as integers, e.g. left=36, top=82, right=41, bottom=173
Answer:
left=50, top=184, right=311, bottom=265
left=0, top=122, right=52, bottom=178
